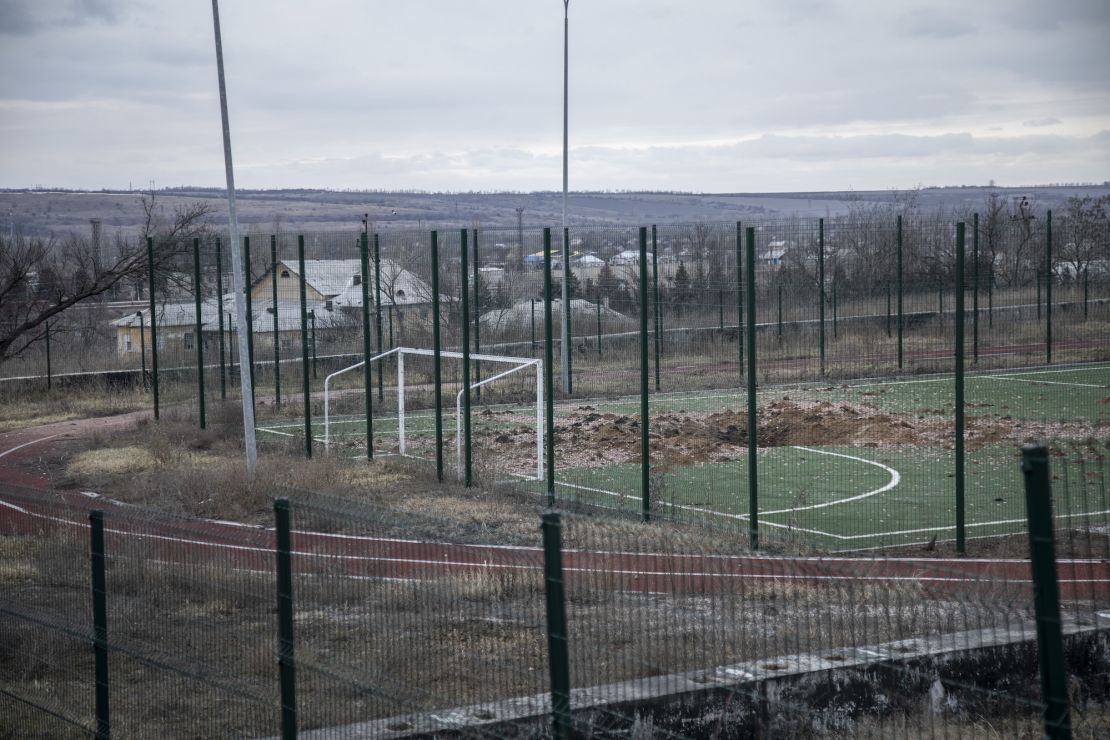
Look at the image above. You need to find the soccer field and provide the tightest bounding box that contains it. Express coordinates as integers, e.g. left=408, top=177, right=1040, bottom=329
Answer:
left=260, top=362, right=1110, bottom=551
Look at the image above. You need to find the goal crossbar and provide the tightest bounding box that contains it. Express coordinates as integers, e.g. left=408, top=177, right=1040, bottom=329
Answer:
left=322, top=347, right=544, bottom=481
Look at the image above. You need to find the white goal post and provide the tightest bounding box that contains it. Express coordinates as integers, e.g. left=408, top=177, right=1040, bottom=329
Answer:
left=323, top=347, right=544, bottom=481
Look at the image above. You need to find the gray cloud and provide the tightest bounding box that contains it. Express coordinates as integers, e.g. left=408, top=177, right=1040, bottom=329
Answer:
left=0, top=1, right=1106, bottom=192
left=0, top=0, right=118, bottom=36
left=1023, top=117, right=1062, bottom=127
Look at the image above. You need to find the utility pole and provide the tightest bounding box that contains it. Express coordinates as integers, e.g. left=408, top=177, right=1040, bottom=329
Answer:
left=559, top=0, right=571, bottom=393
left=211, top=0, right=257, bottom=479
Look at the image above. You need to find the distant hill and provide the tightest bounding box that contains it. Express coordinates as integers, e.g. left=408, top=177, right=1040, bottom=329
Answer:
left=3, top=184, right=1108, bottom=238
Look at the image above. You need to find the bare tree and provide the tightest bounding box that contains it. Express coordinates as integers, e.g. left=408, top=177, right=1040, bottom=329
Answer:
left=1059, top=195, right=1109, bottom=279
left=0, top=194, right=213, bottom=364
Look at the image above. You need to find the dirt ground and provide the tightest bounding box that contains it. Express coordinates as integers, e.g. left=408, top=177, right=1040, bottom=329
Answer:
left=481, top=398, right=1106, bottom=473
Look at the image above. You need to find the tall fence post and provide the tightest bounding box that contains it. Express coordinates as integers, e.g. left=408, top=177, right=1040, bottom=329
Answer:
left=563, top=226, right=573, bottom=395
left=460, top=229, right=473, bottom=486
left=1046, top=209, right=1053, bottom=364
left=44, top=320, right=51, bottom=390
left=1083, top=268, right=1089, bottom=320
left=271, top=235, right=281, bottom=407
left=359, top=231, right=374, bottom=460
left=139, top=311, right=147, bottom=391
left=274, top=498, right=297, bottom=740
left=954, top=222, right=966, bottom=555
left=309, top=312, right=317, bottom=379
left=543, top=228, right=556, bottom=506
left=146, top=236, right=160, bottom=420
left=297, top=236, right=312, bottom=459
left=651, top=224, right=661, bottom=392
left=736, top=221, right=744, bottom=381
left=638, top=226, right=650, bottom=522
left=374, top=232, right=385, bottom=402
left=972, top=212, right=980, bottom=364
left=746, top=226, right=759, bottom=550
left=818, top=218, right=826, bottom=376
left=244, top=235, right=256, bottom=413
left=216, top=237, right=226, bottom=399
left=1022, top=444, right=1072, bottom=740
left=896, top=215, right=904, bottom=370
left=89, top=509, right=110, bottom=740
left=192, top=238, right=206, bottom=429
left=431, top=231, right=444, bottom=482
left=473, top=227, right=482, bottom=401
left=541, top=511, right=572, bottom=739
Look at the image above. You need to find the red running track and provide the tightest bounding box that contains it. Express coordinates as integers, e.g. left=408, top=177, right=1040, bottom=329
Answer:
left=1, top=411, right=1108, bottom=601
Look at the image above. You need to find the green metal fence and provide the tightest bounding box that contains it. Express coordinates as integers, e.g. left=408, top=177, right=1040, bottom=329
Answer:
left=1, top=442, right=1108, bottom=737
left=3, top=213, right=1108, bottom=554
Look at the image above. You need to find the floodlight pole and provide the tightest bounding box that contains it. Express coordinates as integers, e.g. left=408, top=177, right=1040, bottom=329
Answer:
left=559, top=0, right=570, bottom=393
left=211, top=0, right=257, bottom=479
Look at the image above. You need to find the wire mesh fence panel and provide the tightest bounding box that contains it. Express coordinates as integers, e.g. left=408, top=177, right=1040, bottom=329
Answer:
left=0, top=487, right=96, bottom=738
left=102, top=502, right=279, bottom=738
left=556, top=510, right=1072, bottom=738
left=287, top=490, right=548, bottom=735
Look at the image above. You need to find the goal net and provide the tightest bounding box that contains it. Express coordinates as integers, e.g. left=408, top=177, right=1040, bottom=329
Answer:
left=323, top=347, right=543, bottom=482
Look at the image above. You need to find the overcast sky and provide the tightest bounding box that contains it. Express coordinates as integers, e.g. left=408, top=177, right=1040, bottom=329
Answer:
left=1, top=0, right=1108, bottom=193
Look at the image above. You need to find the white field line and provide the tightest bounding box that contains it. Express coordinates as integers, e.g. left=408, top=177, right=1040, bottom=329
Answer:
left=982, top=375, right=1107, bottom=389
left=759, top=447, right=901, bottom=517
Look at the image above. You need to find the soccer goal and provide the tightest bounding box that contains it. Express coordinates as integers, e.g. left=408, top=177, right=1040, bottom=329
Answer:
left=323, top=347, right=543, bottom=481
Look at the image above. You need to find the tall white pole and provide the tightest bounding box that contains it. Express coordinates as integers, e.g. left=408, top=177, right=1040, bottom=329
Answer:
left=560, top=0, right=570, bottom=392
left=211, top=0, right=257, bottom=478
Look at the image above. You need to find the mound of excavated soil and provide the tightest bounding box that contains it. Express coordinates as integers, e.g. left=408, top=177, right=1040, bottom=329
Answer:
left=479, top=399, right=1105, bottom=472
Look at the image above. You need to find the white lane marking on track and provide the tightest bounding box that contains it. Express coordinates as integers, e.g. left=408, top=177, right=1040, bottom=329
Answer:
left=0, top=433, right=63, bottom=459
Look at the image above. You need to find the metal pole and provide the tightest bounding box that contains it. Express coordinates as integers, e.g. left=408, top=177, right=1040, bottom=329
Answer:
left=192, top=238, right=206, bottom=429
left=560, top=0, right=570, bottom=397
left=896, top=214, right=904, bottom=370
left=44, top=319, right=51, bottom=390
left=211, top=0, right=257, bottom=477
left=138, top=312, right=147, bottom=391
left=972, top=212, right=979, bottom=364
left=541, top=511, right=571, bottom=739
left=746, top=227, right=758, bottom=550
left=954, top=222, right=966, bottom=555
left=89, top=509, right=110, bottom=740
left=1046, top=209, right=1053, bottom=364
left=216, top=238, right=226, bottom=399
left=1083, top=268, right=1089, bottom=320
left=271, top=235, right=281, bottom=406
left=274, top=498, right=297, bottom=740
left=543, top=229, right=556, bottom=505
left=1021, top=444, right=1072, bottom=740
left=359, top=231, right=374, bottom=460
left=651, top=225, right=661, bottom=391
left=310, top=311, right=317, bottom=379
left=473, top=227, right=481, bottom=401
left=146, top=236, right=159, bottom=420
left=531, top=298, right=537, bottom=355
left=639, top=226, right=650, bottom=522
left=373, top=231, right=384, bottom=402
left=298, top=236, right=312, bottom=459
left=736, top=221, right=743, bottom=380
left=818, top=218, right=826, bottom=376
left=460, top=229, right=473, bottom=486
left=431, top=231, right=444, bottom=482
left=832, top=280, right=838, bottom=339
left=563, top=227, right=573, bottom=394
left=719, top=288, right=724, bottom=331
left=244, top=235, right=256, bottom=411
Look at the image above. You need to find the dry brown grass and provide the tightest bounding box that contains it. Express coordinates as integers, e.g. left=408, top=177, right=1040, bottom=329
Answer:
left=0, top=380, right=149, bottom=433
